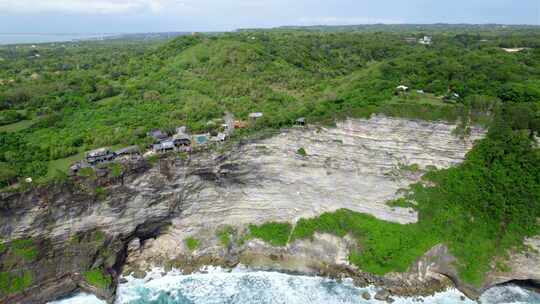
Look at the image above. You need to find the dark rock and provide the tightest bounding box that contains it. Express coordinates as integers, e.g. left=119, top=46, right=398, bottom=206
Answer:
left=375, top=289, right=394, bottom=303
left=361, top=291, right=371, bottom=300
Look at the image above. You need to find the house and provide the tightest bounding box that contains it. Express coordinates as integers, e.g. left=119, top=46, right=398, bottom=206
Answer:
left=153, top=141, right=175, bottom=153
left=147, top=129, right=168, bottom=142
left=211, top=133, right=227, bottom=142
left=295, top=117, right=306, bottom=126
left=86, top=148, right=116, bottom=165
left=173, top=134, right=191, bottom=147
left=249, top=112, right=264, bottom=120
left=419, top=36, right=432, bottom=45
left=115, top=146, right=140, bottom=157
left=501, top=48, right=527, bottom=53
left=396, top=85, right=409, bottom=91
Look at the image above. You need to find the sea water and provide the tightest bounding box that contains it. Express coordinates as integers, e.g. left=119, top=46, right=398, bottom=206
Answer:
left=49, top=267, right=540, bottom=304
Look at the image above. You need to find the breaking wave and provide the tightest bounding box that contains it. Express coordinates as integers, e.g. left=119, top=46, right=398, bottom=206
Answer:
left=49, top=267, right=540, bottom=304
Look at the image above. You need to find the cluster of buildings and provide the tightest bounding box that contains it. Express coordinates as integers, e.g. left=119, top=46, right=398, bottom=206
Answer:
left=70, top=146, right=141, bottom=174
left=70, top=112, right=307, bottom=175
left=148, top=125, right=228, bottom=154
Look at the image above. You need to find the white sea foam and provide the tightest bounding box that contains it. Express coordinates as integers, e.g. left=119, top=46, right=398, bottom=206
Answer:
left=48, top=268, right=540, bottom=304
left=48, top=293, right=106, bottom=304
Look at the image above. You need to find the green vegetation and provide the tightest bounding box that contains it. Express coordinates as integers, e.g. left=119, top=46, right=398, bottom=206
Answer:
left=217, top=226, right=235, bottom=247
left=399, top=163, right=421, bottom=173
left=249, top=222, right=292, bottom=247
left=286, top=106, right=540, bottom=285
left=1, top=27, right=540, bottom=187
left=0, top=271, right=32, bottom=295
left=108, top=163, right=123, bottom=177
left=0, top=119, right=37, bottom=133
left=386, top=198, right=416, bottom=209
left=291, top=210, right=437, bottom=275
left=185, top=237, right=200, bottom=251
left=10, top=239, right=38, bottom=261
left=77, top=167, right=96, bottom=179
left=83, top=268, right=112, bottom=289
left=94, top=187, right=108, bottom=200
left=296, top=147, right=307, bottom=157
left=495, top=261, right=511, bottom=273
left=146, top=155, right=160, bottom=165
left=46, top=151, right=86, bottom=178
left=93, top=230, right=106, bottom=243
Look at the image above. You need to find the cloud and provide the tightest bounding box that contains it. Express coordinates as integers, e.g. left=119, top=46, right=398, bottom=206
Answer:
left=0, top=0, right=179, bottom=14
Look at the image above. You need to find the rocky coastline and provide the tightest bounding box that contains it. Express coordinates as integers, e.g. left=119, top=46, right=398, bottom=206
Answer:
left=1, top=116, right=538, bottom=304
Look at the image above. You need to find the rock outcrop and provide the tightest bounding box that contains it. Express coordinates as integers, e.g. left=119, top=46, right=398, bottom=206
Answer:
left=7, top=115, right=535, bottom=304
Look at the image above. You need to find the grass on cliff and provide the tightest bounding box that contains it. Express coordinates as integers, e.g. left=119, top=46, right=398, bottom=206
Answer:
left=248, top=222, right=292, bottom=247
left=217, top=226, right=235, bottom=247
left=83, top=268, right=112, bottom=289
left=253, top=108, right=540, bottom=286
left=0, top=239, right=38, bottom=262
left=185, top=237, right=200, bottom=251
left=291, top=210, right=439, bottom=275
left=0, top=271, right=32, bottom=295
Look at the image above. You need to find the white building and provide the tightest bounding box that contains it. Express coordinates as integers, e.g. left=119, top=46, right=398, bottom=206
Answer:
left=419, top=36, right=432, bottom=45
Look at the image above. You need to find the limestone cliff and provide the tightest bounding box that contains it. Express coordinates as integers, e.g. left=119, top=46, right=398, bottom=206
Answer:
left=1, top=115, right=535, bottom=304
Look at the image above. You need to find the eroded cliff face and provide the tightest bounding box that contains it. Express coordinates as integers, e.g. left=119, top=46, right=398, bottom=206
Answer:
left=124, top=116, right=484, bottom=265
left=4, top=115, right=535, bottom=304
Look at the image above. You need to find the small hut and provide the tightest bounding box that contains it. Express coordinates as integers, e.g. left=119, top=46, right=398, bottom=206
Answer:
left=295, top=117, right=306, bottom=126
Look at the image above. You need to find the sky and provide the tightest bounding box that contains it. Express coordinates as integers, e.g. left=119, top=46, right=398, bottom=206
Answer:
left=0, top=0, right=538, bottom=34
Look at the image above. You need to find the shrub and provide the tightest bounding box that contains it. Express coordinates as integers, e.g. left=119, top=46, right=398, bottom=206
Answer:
left=249, top=222, right=292, bottom=247
left=84, top=269, right=112, bottom=289
left=185, top=237, right=200, bottom=251
left=217, top=226, right=234, bottom=247
left=108, top=163, right=123, bottom=177
left=11, top=239, right=38, bottom=261
left=0, top=271, right=32, bottom=295
left=296, top=147, right=307, bottom=157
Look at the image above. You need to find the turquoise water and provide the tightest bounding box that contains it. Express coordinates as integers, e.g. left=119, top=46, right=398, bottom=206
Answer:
left=49, top=268, right=540, bottom=304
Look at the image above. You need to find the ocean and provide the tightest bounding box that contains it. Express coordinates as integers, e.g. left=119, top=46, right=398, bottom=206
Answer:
left=49, top=267, right=540, bottom=304
left=0, top=34, right=114, bottom=45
